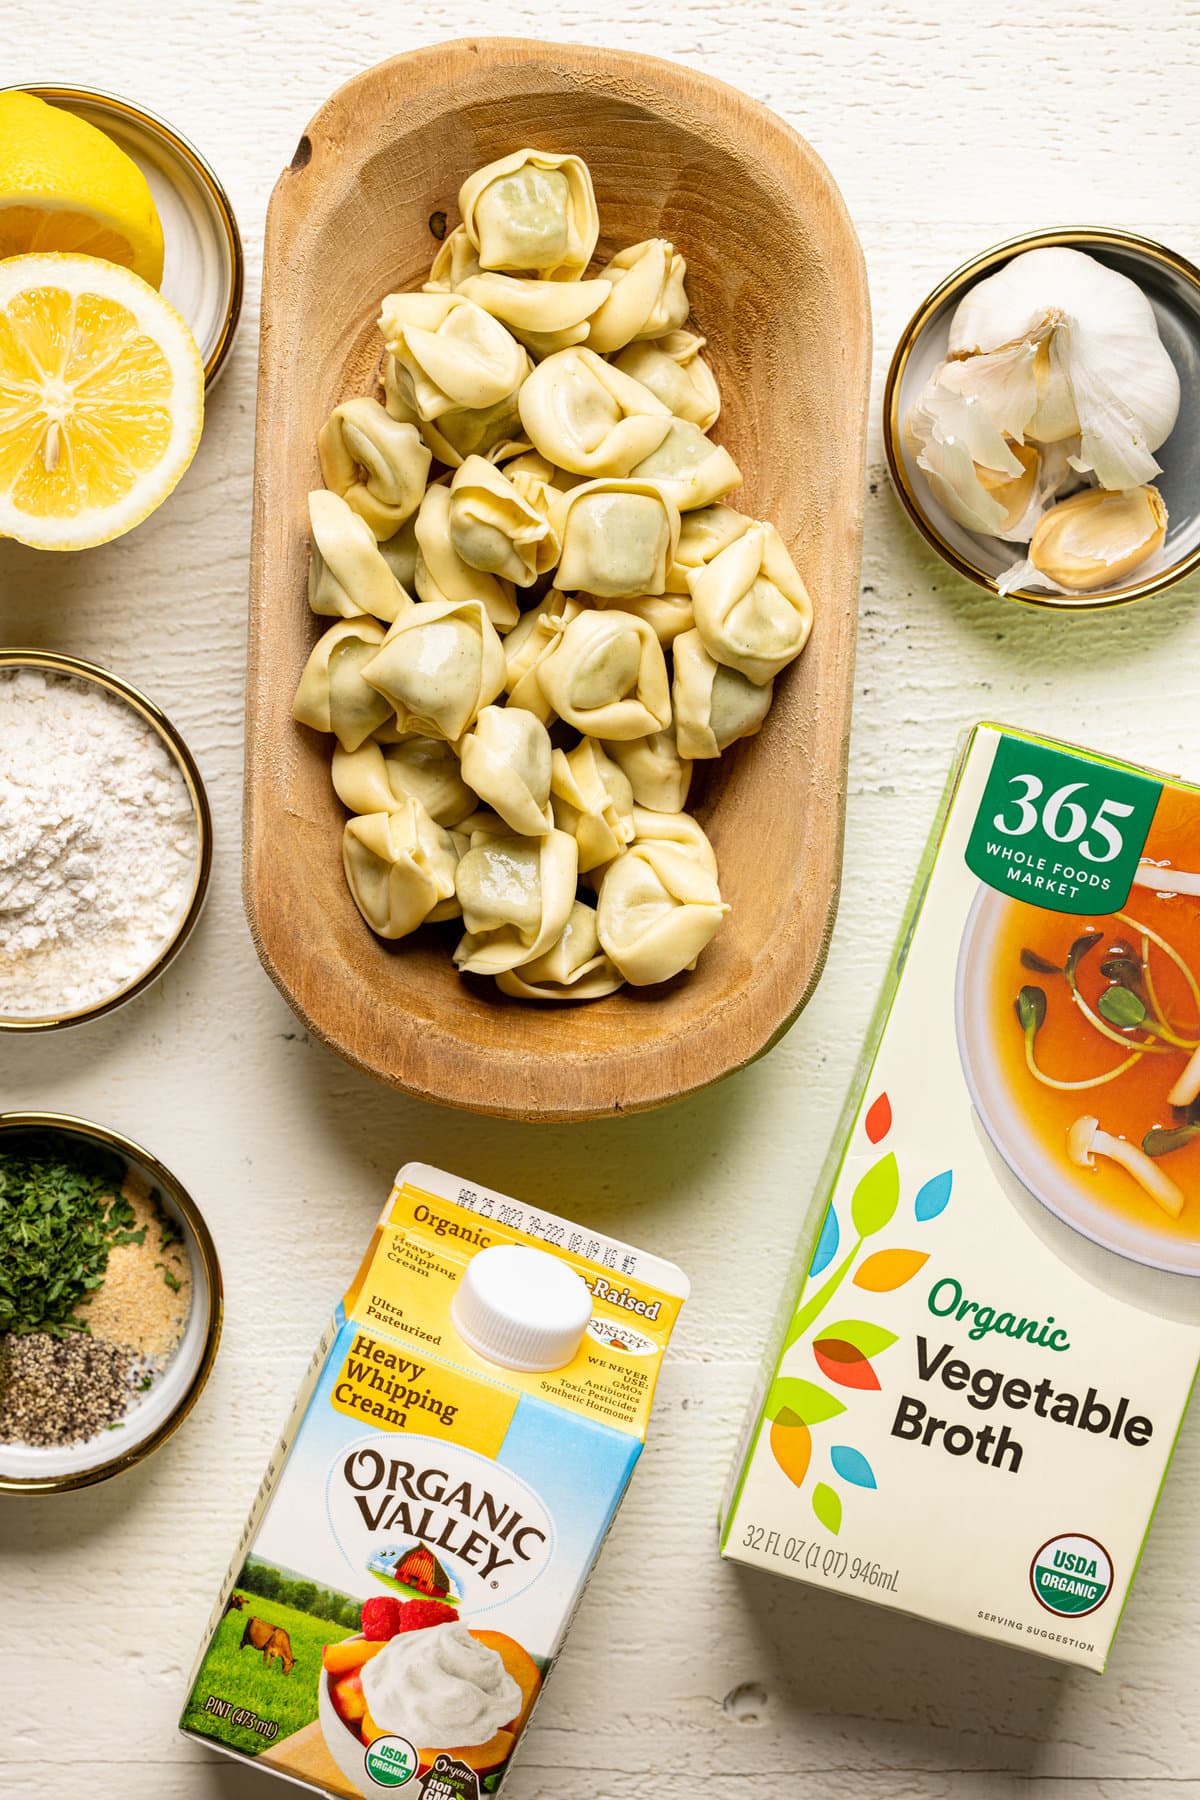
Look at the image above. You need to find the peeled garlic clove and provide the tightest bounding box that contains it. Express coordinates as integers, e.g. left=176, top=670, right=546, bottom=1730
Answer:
left=1028, top=485, right=1167, bottom=591
left=975, top=440, right=1040, bottom=535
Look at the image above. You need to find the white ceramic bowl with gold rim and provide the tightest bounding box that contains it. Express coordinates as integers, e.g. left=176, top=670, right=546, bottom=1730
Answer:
left=884, top=227, right=1200, bottom=610
left=0, top=649, right=213, bottom=1032
left=0, top=1112, right=222, bottom=1494
left=0, top=82, right=244, bottom=388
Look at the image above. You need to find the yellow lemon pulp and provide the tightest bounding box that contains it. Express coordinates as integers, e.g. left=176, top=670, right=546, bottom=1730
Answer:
left=0, top=91, right=164, bottom=287
left=0, top=254, right=203, bottom=550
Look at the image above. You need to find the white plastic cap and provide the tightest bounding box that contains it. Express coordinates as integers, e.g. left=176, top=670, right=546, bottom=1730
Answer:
left=451, top=1243, right=593, bottom=1372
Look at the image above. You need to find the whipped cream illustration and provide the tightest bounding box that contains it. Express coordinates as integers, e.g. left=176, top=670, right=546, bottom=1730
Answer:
left=361, top=1622, right=521, bottom=1748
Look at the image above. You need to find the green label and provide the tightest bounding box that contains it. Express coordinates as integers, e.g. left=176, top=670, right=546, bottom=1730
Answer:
left=966, top=735, right=1161, bottom=915
left=365, top=1734, right=419, bottom=1788
left=1030, top=1534, right=1113, bottom=1617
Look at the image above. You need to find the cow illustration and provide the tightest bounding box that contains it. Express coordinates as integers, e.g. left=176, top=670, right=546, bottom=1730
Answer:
left=239, top=1615, right=294, bottom=1674
left=224, top=1592, right=246, bottom=1615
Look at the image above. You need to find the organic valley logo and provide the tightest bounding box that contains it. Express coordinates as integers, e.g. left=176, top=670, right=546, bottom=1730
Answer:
left=327, top=1436, right=555, bottom=1608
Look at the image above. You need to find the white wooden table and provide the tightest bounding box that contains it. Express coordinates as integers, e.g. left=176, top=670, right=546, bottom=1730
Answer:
left=4, top=4, right=1200, bottom=1795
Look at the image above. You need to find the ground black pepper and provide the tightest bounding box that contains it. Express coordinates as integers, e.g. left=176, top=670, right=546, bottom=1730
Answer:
left=0, top=1332, right=146, bottom=1447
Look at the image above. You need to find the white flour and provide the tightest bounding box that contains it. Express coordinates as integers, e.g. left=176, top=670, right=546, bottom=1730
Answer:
left=0, top=668, right=200, bottom=1019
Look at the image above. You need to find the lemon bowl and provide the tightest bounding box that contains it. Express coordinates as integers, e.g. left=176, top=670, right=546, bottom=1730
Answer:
left=883, top=227, right=1200, bottom=610
left=0, top=82, right=243, bottom=388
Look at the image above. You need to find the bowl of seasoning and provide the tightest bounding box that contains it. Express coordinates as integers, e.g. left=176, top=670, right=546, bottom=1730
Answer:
left=884, top=227, right=1200, bottom=608
left=0, top=650, right=212, bottom=1030
left=0, top=82, right=244, bottom=388
left=0, top=1112, right=221, bottom=1492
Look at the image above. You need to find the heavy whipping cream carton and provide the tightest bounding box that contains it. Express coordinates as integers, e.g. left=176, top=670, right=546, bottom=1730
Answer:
left=722, top=725, right=1200, bottom=1669
left=182, top=1164, right=687, bottom=1794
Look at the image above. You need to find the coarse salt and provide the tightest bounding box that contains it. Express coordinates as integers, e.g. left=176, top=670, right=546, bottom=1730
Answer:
left=0, top=668, right=199, bottom=1018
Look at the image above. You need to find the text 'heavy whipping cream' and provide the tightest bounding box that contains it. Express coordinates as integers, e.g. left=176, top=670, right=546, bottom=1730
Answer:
left=722, top=725, right=1200, bottom=1670
left=181, top=1164, right=687, bottom=1795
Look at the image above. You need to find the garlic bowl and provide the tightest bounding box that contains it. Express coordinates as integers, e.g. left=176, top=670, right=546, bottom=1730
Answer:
left=885, top=228, right=1200, bottom=609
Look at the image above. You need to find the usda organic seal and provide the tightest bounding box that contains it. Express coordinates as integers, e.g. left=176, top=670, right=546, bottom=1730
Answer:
left=1030, top=1534, right=1113, bottom=1617
left=364, top=1734, right=419, bottom=1788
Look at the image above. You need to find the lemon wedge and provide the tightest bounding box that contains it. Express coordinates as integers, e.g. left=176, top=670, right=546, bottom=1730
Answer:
left=0, top=253, right=204, bottom=550
left=0, top=91, right=165, bottom=287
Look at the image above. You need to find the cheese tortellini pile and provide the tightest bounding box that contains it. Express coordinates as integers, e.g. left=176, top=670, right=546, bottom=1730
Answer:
left=293, top=146, right=815, bottom=1002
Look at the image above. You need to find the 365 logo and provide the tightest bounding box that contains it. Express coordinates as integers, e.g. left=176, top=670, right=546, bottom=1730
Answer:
left=1030, top=1533, right=1114, bottom=1617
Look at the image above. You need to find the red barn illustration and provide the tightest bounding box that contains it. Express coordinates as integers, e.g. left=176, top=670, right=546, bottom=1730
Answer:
left=394, top=1543, right=452, bottom=1598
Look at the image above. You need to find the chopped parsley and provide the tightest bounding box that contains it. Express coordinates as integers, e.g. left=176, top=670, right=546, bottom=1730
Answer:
left=0, top=1135, right=140, bottom=1337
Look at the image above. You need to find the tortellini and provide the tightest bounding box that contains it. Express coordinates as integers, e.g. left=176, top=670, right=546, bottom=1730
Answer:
left=453, top=829, right=579, bottom=976
left=459, top=150, right=599, bottom=280
left=553, top=478, right=681, bottom=598
left=317, top=397, right=432, bottom=539
left=664, top=503, right=751, bottom=594
left=586, top=239, right=689, bottom=355
left=293, top=615, right=391, bottom=752
left=502, top=591, right=586, bottom=722
left=363, top=598, right=505, bottom=741
left=631, top=420, right=741, bottom=513
left=518, top=348, right=672, bottom=477
left=380, top=292, right=529, bottom=421
left=614, top=332, right=720, bottom=431
left=689, top=520, right=814, bottom=685
left=343, top=801, right=463, bottom=940
left=385, top=355, right=529, bottom=470
left=593, top=589, right=694, bottom=647
left=298, top=141, right=816, bottom=1001
left=332, top=736, right=475, bottom=828
left=602, top=727, right=693, bottom=815
left=495, top=901, right=623, bottom=1002
left=537, top=609, right=672, bottom=741
left=457, top=271, right=612, bottom=360
left=413, top=482, right=519, bottom=632
left=449, top=455, right=559, bottom=587
left=672, top=627, right=774, bottom=760
left=550, top=739, right=635, bottom=872
left=597, top=829, right=728, bottom=986
left=308, top=490, right=409, bottom=623
left=458, top=705, right=553, bottom=836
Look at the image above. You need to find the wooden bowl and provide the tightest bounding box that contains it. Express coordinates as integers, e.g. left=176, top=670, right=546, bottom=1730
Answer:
left=245, top=38, right=870, bottom=1121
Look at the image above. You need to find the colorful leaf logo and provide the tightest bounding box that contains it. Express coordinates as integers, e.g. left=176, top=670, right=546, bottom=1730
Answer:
left=865, top=1092, right=892, bottom=1143
left=915, top=1169, right=953, bottom=1221
left=852, top=1248, right=929, bottom=1292
left=830, top=1445, right=877, bottom=1490
left=811, top=1481, right=843, bottom=1534
left=821, top=1318, right=899, bottom=1358
left=766, top=1376, right=846, bottom=1428
left=770, top=1408, right=812, bottom=1488
left=851, top=1152, right=899, bottom=1238
left=808, top=1206, right=839, bottom=1278
left=813, top=1338, right=880, bottom=1389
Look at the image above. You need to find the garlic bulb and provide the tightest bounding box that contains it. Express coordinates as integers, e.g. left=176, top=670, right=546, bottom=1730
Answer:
left=906, top=247, right=1180, bottom=546
left=1026, top=485, right=1167, bottom=592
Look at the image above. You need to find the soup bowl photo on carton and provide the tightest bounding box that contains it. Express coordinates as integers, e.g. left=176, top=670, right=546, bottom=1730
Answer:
left=956, top=885, right=1200, bottom=1280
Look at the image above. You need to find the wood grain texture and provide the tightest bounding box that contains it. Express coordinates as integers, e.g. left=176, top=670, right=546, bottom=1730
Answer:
left=244, top=38, right=870, bottom=1121
left=2, top=4, right=1200, bottom=1799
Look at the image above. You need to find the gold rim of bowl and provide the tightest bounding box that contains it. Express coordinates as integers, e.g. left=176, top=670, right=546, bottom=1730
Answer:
left=883, top=225, right=1200, bottom=610
left=0, top=1110, right=223, bottom=1494
left=1, top=81, right=244, bottom=389
left=0, top=649, right=213, bottom=1031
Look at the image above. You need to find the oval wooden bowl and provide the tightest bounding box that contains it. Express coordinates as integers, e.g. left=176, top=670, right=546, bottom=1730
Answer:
left=245, top=38, right=870, bottom=1122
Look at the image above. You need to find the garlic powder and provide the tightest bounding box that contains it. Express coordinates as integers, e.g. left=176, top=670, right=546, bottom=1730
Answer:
left=0, top=668, right=199, bottom=1018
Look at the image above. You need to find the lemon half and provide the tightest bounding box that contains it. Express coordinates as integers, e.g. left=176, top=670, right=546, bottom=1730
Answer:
left=0, top=253, right=204, bottom=550
left=0, top=91, right=165, bottom=287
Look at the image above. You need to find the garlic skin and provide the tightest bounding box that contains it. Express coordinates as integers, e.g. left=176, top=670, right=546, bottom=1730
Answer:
left=905, top=248, right=1181, bottom=556
left=1026, top=485, right=1167, bottom=592
left=946, top=247, right=1180, bottom=487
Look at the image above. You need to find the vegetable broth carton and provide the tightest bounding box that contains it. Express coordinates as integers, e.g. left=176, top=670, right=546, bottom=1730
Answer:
left=182, top=1164, right=687, bottom=1794
left=722, top=724, right=1200, bottom=1669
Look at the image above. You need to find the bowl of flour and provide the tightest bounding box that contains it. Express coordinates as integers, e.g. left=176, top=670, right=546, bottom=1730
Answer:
left=0, top=650, right=211, bottom=1028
